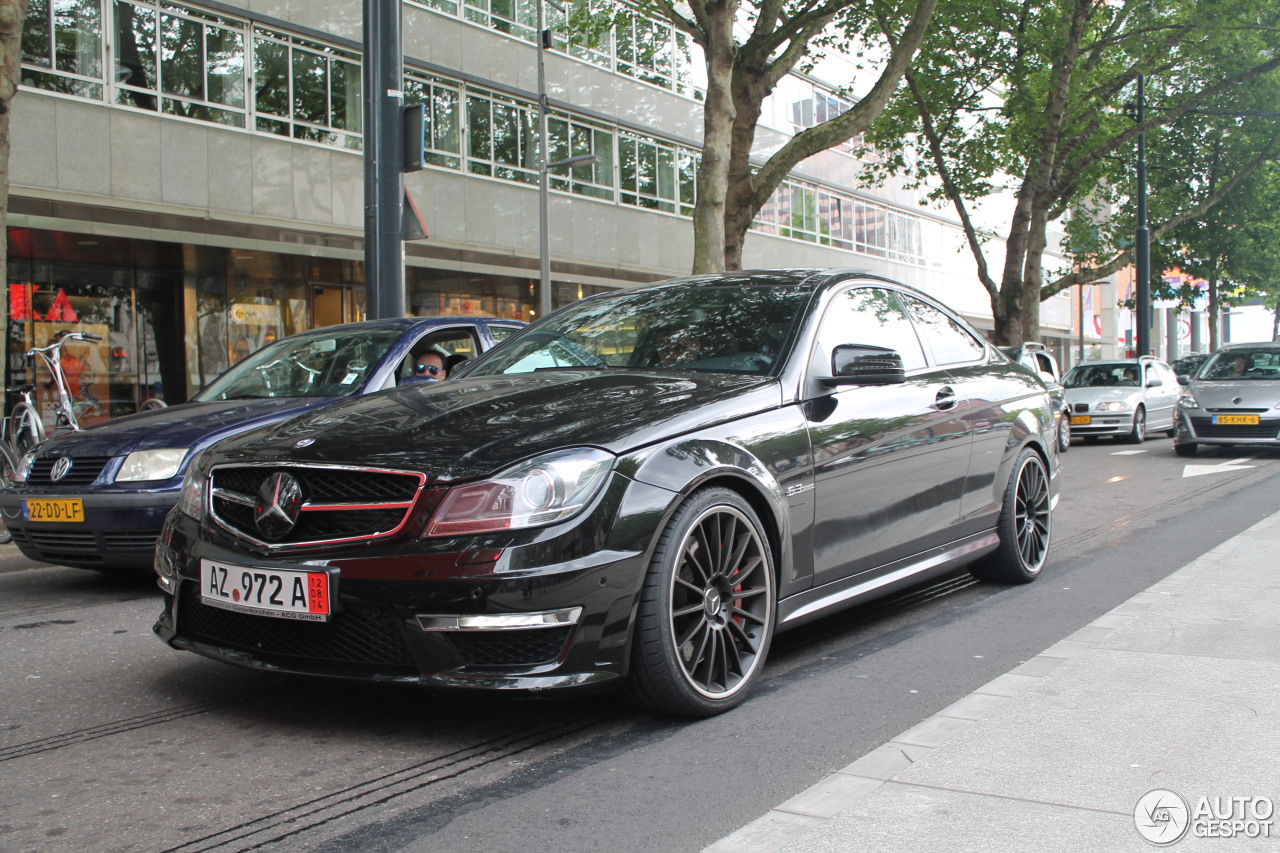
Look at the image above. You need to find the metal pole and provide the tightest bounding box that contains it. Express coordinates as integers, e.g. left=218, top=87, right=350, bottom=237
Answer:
left=1077, top=283, right=1085, bottom=363
left=536, top=0, right=552, bottom=320
left=363, top=0, right=406, bottom=320
left=1135, top=75, right=1151, bottom=356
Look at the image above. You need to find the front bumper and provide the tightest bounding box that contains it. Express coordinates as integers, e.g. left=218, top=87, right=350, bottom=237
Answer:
left=0, top=489, right=177, bottom=570
left=1067, top=411, right=1137, bottom=437
left=1175, top=411, right=1280, bottom=446
left=152, top=474, right=674, bottom=695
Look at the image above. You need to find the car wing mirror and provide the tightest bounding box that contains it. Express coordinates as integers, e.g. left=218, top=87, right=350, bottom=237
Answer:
left=821, top=345, right=906, bottom=386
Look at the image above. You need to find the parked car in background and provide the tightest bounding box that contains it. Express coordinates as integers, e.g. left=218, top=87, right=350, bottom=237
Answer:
left=1063, top=356, right=1180, bottom=443
left=1173, top=342, right=1280, bottom=457
left=1002, top=342, right=1071, bottom=452
left=0, top=317, right=523, bottom=572
left=1171, top=352, right=1210, bottom=378
left=153, top=269, right=1059, bottom=718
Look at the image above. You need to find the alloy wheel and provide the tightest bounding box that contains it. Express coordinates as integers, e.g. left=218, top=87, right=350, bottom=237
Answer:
left=667, top=505, right=773, bottom=701
left=1013, top=454, right=1051, bottom=573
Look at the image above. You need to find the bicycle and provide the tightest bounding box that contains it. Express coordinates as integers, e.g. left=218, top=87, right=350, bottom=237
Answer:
left=7, top=330, right=104, bottom=458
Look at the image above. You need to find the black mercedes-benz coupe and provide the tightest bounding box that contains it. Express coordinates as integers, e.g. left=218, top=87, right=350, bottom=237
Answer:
left=154, top=270, right=1058, bottom=717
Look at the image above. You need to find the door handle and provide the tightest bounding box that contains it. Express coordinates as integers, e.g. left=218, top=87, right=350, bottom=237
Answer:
left=934, top=387, right=957, bottom=410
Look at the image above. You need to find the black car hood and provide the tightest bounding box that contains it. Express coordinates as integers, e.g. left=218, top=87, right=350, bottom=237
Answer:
left=215, top=371, right=783, bottom=481
left=33, top=397, right=341, bottom=458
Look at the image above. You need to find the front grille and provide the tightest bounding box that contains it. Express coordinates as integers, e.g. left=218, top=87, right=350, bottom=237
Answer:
left=10, top=528, right=103, bottom=563
left=209, top=464, right=423, bottom=547
left=104, top=531, right=159, bottom=551
left=177, top=584, right=416, bottom=670
left=446, top=627, right=574, bottom=668
left=28, top=456, right=113, bottom=487
left=1189, top=418, right=1280, bottom=439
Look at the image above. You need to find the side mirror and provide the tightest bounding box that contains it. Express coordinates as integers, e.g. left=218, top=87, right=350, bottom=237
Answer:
left=821, top=345, right=906, bottom=386
left=1177, top=374, right=1189, bottom=385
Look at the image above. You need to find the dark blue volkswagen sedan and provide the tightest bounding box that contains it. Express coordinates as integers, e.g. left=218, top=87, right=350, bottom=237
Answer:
left=0, top=316, right=522, bottom=571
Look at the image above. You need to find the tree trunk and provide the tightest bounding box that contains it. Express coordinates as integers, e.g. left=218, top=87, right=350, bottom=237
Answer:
left=0, top=0, right=30, bottom=360
left=690, top=2, right=739, bottom=274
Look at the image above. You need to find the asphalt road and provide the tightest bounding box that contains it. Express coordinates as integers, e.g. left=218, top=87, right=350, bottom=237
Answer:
left=2, top=437, right=1278, bottom=853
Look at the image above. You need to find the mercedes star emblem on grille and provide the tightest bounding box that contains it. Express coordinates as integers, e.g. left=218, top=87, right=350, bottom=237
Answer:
left=254, top=472, right=304, bottom=540
left=51, top=457, right=73, bottom=481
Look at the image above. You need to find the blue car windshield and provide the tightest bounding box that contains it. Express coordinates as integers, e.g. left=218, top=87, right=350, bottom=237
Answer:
left=193, top=329, right=404, bottom=400
left=466, top=281, right=812, bottom=377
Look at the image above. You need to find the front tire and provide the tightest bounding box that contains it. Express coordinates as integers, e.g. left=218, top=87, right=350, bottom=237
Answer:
left=971, top=448, right=1051, bottom=584
left=1174, top=443, right=1198, bottom=457
left=1127, top=406, right=1146, bottom=444
left=1057, top=412, right=1071, bottom=452
left=626, top=487, right=775, bottom=717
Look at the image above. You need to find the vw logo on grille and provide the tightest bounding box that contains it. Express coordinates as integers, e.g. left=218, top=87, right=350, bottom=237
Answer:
left=50, top=457, right=73, bottom=481
left=254, top=472, right=304, bottom=541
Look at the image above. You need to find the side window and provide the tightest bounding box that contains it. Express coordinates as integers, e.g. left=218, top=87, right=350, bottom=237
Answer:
left=488, top=324, right=521, bottom=345
left=813, top=287, right=927, bottom=373
left=398, top=329, right=481, bottom=383
left=898, top=294, right=987, bottom=366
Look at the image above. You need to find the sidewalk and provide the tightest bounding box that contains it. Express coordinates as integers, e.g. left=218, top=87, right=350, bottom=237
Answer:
left=705, top=511, right=1280, bottom=852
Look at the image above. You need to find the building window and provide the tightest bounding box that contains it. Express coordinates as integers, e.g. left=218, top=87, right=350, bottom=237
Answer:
left=20, top=0, right=104, bottom=99
left=253, top=29, right=362, bottom=148
left=404, top=72, right=463, bottom=169
left=113, top=0, right=247, bottom=126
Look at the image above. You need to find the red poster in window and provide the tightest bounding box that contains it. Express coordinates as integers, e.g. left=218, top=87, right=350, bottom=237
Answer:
left=45, top=290, right=79, bottom=323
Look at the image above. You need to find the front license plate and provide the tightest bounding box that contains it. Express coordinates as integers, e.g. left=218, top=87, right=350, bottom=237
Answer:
left=23, top=498, right=84, bottom=523
left=1069, top=415, right=1091, bottom=426
left=1214, top=414, right=1260, bottom=426
left=200, top=559, right=332, bottom=622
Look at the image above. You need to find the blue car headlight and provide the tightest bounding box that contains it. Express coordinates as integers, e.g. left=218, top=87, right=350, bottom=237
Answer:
left=116, top=449, right=189, bottom=482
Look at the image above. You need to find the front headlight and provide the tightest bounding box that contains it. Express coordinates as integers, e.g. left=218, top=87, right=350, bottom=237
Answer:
left=1094, top=401, right=1133, bottom=412
left=423, top=448, right=615, bottom=537
left=176, top=457, right=207, bottom=521
left=1179, top=389, right=1200, bottom=409
left=116, top=448, right=189, bottom=482
left=13, top=450, right=37, bottom=484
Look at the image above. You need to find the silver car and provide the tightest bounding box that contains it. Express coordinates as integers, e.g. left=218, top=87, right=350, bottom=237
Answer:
left=1173, top=343, right=1280, bottom=457
left=1063, top=356, right=1180, bottom=443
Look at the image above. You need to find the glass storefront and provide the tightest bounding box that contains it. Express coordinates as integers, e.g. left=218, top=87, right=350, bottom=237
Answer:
left=5, top=227, right=615, bottom=430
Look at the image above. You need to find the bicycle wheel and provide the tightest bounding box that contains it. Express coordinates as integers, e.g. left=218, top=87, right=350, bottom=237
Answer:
left=0, top=442, right=16, bottom=545
left=139, top=397, right=168, bottom=411
left=9, top=401, right=46, bottom=457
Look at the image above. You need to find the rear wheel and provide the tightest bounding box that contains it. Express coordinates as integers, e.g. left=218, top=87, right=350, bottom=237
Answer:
left=970, top=448, right=1051, bottom=585
left=8, top=401, right=45, bottom=458
left=1127, top=406, right=1146, bottom=444
left=626, top=488, right=775, bottom=717
left=1174, top=443, right=1198, bottom=457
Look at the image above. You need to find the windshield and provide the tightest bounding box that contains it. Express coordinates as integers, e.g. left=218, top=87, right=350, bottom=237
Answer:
left=1198, top=349, right=1280, bottom=380
left=467, top=281, right=812, bottom=377
left=1063, top=363, right=1143, bottom=388
left=194, top=329, right=404, bottom=401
